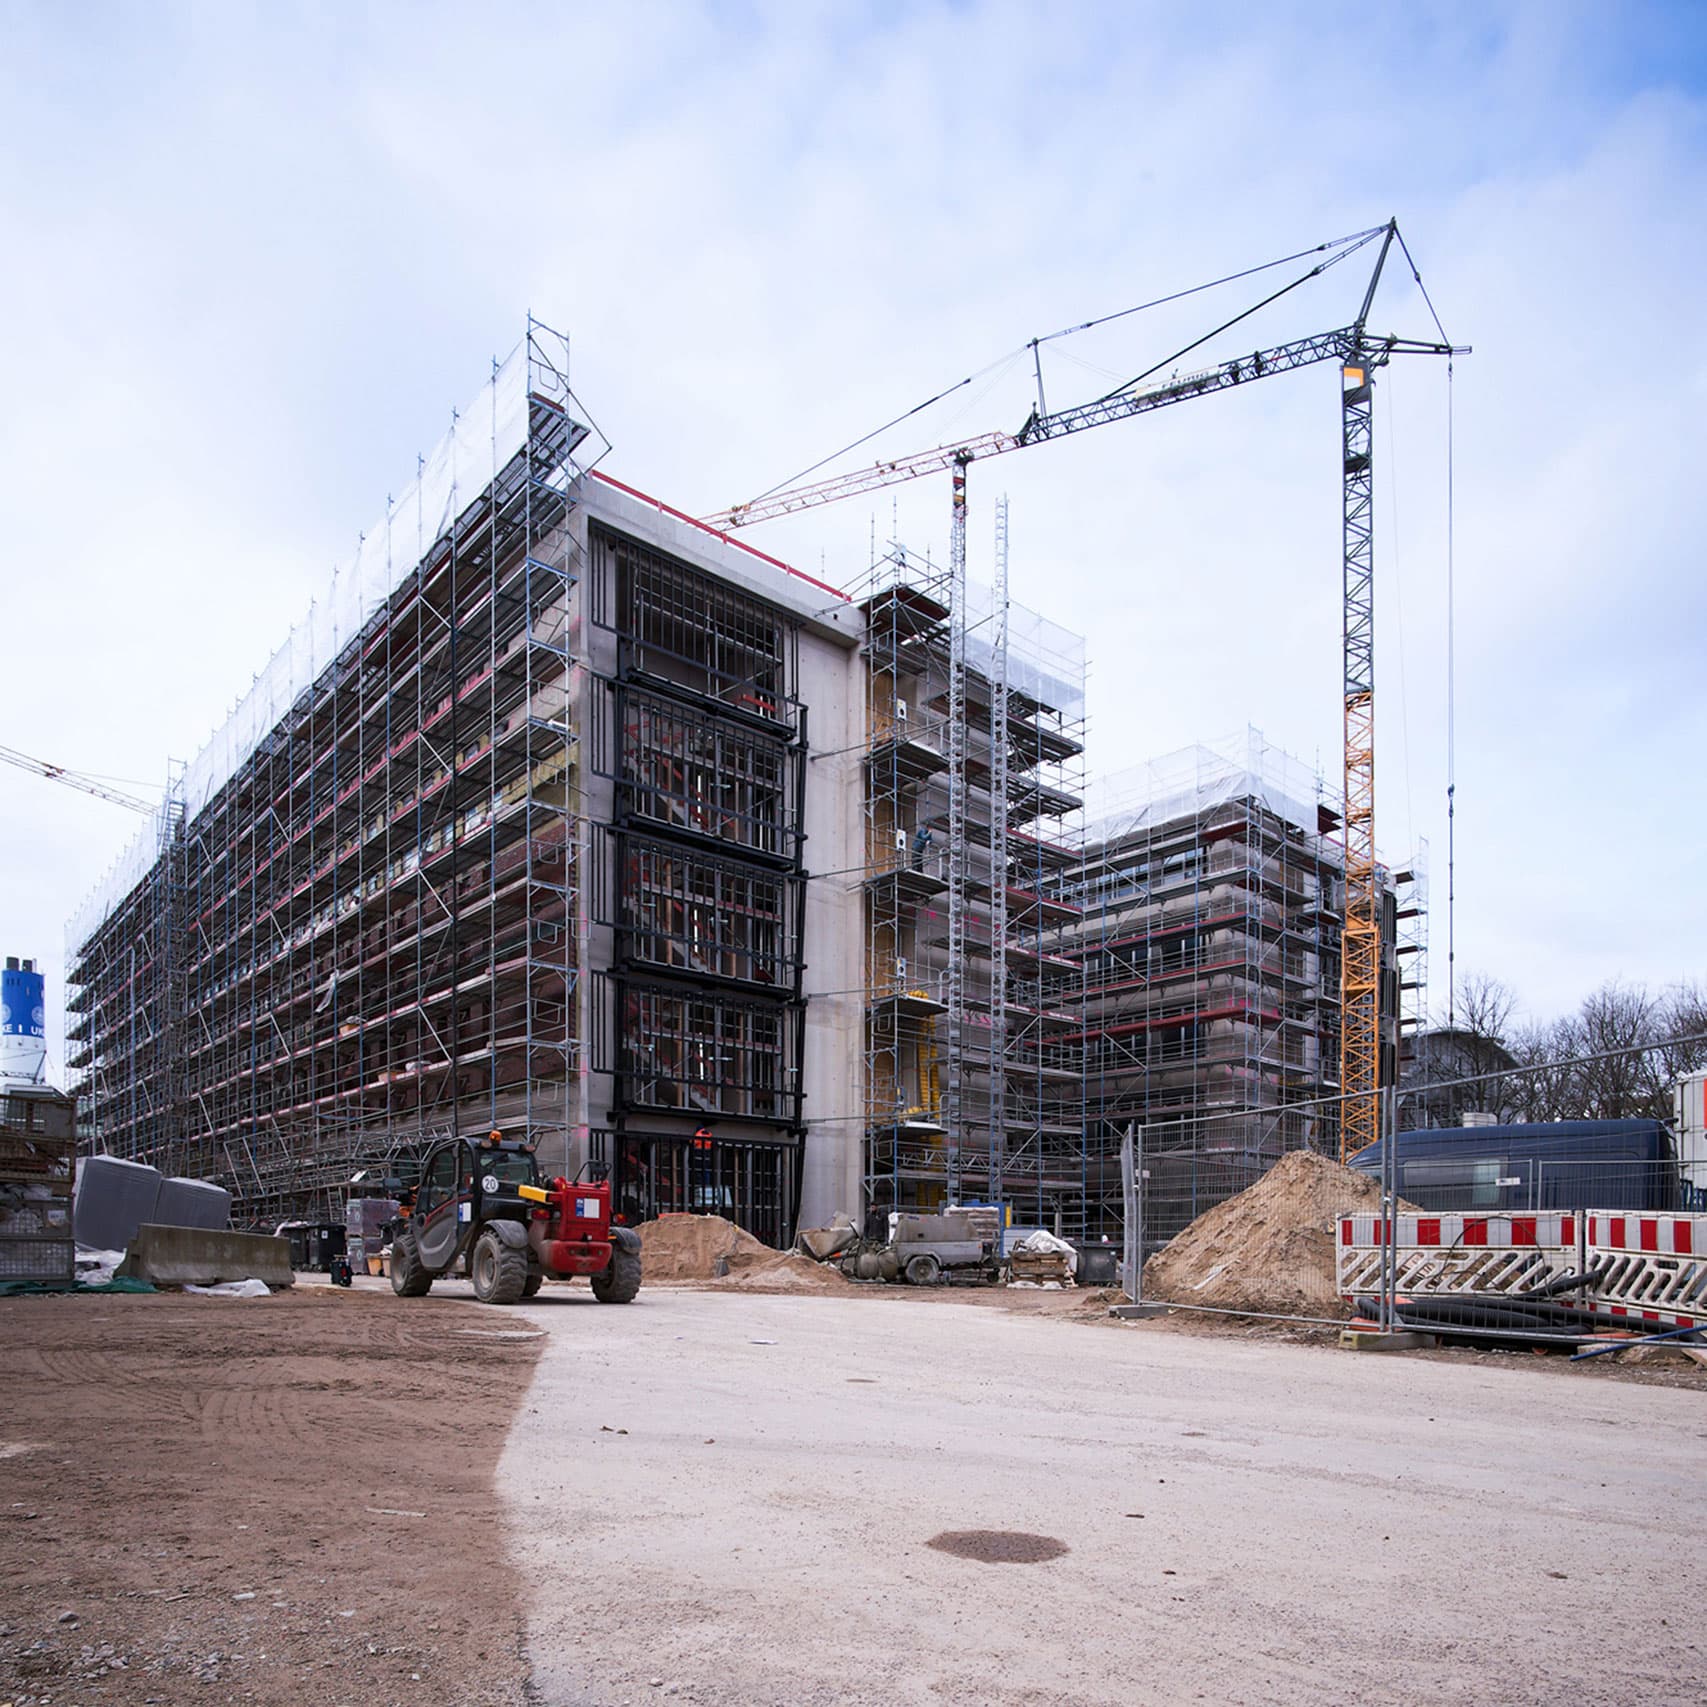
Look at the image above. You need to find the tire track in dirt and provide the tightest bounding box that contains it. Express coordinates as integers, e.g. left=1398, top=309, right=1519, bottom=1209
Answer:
left=1, top=1288, right=542, bottom=1707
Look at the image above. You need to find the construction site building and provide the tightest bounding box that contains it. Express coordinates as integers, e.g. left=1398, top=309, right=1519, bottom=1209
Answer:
left=66, top=324, right=864, bottom=1246
left=63, top=336, right=1425, bottom=1254
left=1061, top=732, right=1422, bottom=1245
left=855, top=541, right=1096, bottom=1238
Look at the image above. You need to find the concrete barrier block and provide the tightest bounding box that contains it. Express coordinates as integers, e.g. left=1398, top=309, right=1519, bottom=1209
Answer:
left=117, top=1225, right=294, bottom=1288
left=1338, top=1329, right=1433, bottom=1352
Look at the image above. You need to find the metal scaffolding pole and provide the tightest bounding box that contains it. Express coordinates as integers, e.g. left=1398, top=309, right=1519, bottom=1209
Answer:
left=944, top=456, right=970, bottom=1205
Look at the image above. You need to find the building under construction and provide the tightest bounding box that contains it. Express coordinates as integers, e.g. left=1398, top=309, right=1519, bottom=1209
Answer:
left=1061, top=731, right=1424, bottom=1245
left=67, top=325, right=867, bottom=1245
left=856, top=524, right=1096, bottom=1239
left=66, top=331, right=1420, bottom=1250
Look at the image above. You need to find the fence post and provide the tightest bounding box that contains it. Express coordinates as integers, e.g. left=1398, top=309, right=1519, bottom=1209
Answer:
left=1120, top=1124, right=1138, bottom=1302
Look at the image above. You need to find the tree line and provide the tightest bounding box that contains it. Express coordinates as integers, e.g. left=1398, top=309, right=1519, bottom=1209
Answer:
left=1412, top=972, right=1707, bottom=1126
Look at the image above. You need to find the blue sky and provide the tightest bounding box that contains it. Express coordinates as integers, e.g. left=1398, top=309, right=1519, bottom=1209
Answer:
left=3, top=0, right=1706, bottom=1071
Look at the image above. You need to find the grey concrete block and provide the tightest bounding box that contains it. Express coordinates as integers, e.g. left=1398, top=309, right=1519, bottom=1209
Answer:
left=117, top=1225, right=293, bottom=1288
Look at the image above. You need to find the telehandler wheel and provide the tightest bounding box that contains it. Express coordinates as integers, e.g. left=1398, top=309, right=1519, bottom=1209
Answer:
left=522, top=1271, right=543, bottom=1299
left=590, top=1246, right=642, bottom=1304
left=390, top=1231, right=433, bottom=1297
left=904, top=1253, right=941, bottom=1287
left=471, top=1229, right=530, bottom=1305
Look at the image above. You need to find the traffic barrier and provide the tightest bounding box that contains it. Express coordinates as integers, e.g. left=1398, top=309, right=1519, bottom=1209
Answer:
left=116, top=1225, right=293, bottom=1288
left=1336, top=1213, right=1576, bottom=1301
left=1336, top=1210, right=1707, bottom=1328
left=1585, top=1213, right=1707, bottom=1329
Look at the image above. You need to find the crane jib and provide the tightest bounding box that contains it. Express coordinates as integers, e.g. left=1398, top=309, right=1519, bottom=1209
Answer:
left=706, top=328, right=1459, bottom=529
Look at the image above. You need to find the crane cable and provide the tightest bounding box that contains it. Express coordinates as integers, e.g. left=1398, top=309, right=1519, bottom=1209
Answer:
left=1446, top=354, right=1457, bottom=1028
left=737, top=223, right=1392, bottom=511
left=1090, top=226, right=1386, bottom=407
left=1030, top=222, right=1389, bottom=346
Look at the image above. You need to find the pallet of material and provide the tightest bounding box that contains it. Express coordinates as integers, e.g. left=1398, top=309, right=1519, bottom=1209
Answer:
left=1009, top=1252, right=1071, bottom=1283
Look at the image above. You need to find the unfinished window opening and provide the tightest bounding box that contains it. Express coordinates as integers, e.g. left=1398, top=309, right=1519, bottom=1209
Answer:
left=591, top=524, right=796, bottom=720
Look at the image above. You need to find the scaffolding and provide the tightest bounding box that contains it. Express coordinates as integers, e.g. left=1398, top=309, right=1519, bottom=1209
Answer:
left=66, top=321, right=598, bottom=1224
left=1063, top=730, right=1419, bottom=1245
left=856, top=512, right=1091, bottom=1237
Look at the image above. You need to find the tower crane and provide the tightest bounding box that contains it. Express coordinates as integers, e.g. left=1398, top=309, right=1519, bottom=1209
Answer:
left=0, top=742, right=157, bottom=815
left=703, top=220, right=1463, bottom=1161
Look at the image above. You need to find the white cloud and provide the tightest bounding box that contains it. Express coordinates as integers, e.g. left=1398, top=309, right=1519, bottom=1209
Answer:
left=3, top=0, right=1703, bottom=1071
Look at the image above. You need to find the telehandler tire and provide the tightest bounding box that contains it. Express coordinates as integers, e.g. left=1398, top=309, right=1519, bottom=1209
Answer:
left=522, top=1271, right=543, bottom=1299
left=471, top=1229, right=529, bottom=1304
left=390, top=1231, right=433, bottom=1297
left=591, top=1246, right=642, bottom=1304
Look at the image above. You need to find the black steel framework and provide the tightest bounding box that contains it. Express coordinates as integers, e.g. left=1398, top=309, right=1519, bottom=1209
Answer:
left=587, top=523, right=809, bottom=1242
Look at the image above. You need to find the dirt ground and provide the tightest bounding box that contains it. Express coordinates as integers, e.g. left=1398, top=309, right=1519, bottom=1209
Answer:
left=3, top=1274, right=1700, bottom=1707
left=0, top=1286, right=541, bottom=1707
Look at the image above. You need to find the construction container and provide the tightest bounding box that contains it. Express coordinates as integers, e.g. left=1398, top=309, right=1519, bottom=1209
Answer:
left=155, top=1176, right=231, bottom=1231
left=1674, top=1074, right=1707, bottom=1210
left=0, top=1085, right=76, bottom=1284
left=74, top=1154, right=164, bottom=1251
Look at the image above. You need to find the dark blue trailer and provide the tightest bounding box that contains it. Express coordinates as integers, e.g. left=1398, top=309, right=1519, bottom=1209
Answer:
left=1350, top=1119, right=1677, bottom=1214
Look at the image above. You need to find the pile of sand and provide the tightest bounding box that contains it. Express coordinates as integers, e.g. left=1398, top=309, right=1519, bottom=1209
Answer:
left=636, top=1214, right=771, bottom=1280
left=635, top=1213, right=856, bottom=1291
left=1142, top=1149, right=1414, bottom=1319
left=713, top=1248, right=855, bottom=1292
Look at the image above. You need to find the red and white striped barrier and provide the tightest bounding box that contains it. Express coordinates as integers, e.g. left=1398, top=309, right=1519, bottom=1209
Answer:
left=1585, top=1213, right=1707, bottom=1329
left=1340, top=1213, right=1575, bottom=1249
left=1335, top=1209, right=1707, bottom=1328
left=1336, top=1214, right=1575, bottom=1300
left=1587, top=1213, right=1704, bottom=1256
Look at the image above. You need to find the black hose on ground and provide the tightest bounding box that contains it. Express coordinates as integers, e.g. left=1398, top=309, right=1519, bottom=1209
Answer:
left=1520, top=1262, right=1613, bottom=1300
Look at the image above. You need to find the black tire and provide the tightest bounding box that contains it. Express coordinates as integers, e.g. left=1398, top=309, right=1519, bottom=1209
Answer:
left=590, top=1246, right=642, bottom=1304
left=471, top=1229, right=529, bottom=1305
left=522, top=1271, right=543, bottom=1299
left=390, top=1230, right=433, bottom=1297
left=905, top=1253, right=941, bottom=1287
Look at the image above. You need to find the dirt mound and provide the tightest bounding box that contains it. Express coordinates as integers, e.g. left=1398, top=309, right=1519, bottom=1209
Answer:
left=636, top=1213, right=772, bottom=1280
left=1142, top=1149, right=1412, bottom=1319
left=713, top=1249, right=856, bottom=1292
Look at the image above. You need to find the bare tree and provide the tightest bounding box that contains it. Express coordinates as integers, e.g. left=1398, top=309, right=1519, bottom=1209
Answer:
left=1655, top=980, right=1707, bottom=1089
left=1573, top=981, right=1665, bottom=1119
left=1455, top=971, right=1518, bottom=1049
left=1419, top=971, right=1706, bottom=1128
left=1506, top=1016, right=1579, bottom=1122
left=1453, top=972, right=1520, bottom=1112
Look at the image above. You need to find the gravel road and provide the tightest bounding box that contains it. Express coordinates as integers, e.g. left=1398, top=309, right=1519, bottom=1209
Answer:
left=504, top=1287, right=1706, bottom=1707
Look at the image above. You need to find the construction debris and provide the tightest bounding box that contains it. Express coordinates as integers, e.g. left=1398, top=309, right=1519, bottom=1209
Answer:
left=636, top=1214, right=854, bottom=1290
left=1143, top=1149, right=1413, bottom=1319
left=714, top=1249, right=853, bottom=1292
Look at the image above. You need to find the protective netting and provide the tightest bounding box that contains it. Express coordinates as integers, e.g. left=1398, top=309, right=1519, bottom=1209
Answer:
left=1083, top=726, right=1330, bottom=848
left=69, top=326, right=579, bottom=946
left=962, top=577, right=1086, bottom=721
